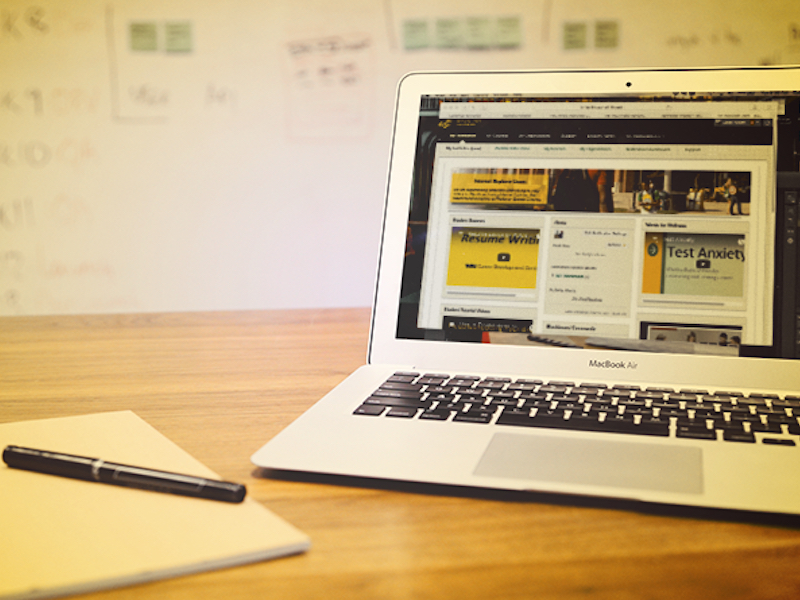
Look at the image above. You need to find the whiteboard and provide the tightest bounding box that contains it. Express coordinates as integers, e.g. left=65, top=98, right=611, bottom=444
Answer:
left=2, top=0, right=799, bottom=315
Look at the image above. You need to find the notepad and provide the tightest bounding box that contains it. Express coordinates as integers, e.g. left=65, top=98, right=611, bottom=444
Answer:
left=0, top=411, right=310, bottom=600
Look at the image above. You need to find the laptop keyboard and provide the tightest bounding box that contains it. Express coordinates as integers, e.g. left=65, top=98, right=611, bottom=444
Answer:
left=353, top=372, right=800, bottom=446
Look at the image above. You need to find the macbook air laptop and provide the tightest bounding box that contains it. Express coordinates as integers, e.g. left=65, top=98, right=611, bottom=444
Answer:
left=252, top=67, right=800, bottom=516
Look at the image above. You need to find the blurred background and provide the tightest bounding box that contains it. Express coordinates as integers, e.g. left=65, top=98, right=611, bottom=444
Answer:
left=2, top=0, right=799, bottom=315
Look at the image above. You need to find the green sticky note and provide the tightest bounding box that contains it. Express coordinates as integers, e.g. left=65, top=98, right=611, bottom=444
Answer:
left=436, top=18, right=463, bottom=49
left=465, top=17, right=492, bottom=49
left=403, top=19, right=429, bottom=50
left=563, top=22, right=587, bottom=50
left=595, top=20, right=619, bottom=49
left=495, top=16, right=522, bottom=49
left=165, top=21, right=192, bottom=53
left=130, top=21, right=158, bottom=52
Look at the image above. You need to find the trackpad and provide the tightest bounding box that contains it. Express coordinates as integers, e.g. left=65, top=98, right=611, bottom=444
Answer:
left=474, top=433, right=703, bottom=494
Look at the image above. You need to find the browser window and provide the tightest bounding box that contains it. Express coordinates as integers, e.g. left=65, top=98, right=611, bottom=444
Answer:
left=397, top=93, right=798, bottom=359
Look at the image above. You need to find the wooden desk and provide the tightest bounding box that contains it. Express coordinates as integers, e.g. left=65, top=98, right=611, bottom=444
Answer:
left=3, top=309, right=800, bottom=600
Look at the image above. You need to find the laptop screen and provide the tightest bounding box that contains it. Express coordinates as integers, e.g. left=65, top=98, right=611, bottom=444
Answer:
left=395, top=89, right=800, bottom=361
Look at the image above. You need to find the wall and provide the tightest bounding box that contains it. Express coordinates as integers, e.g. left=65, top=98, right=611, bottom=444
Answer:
left=2, top=0, right=799, bottom=315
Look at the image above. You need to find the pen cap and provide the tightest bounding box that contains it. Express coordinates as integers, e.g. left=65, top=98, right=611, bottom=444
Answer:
left=199, top=480, right=247, bottom=503
left=3, top=446, right=97, bottom=481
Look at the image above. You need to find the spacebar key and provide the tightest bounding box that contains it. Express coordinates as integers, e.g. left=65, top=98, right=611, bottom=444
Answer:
left=497, top=412, right=669, bottom=436
left=497, top=411, right=593, bottom=430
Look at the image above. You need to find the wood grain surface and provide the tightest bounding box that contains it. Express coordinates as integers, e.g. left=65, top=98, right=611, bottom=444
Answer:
left=3, top=309, right=800, bottom=600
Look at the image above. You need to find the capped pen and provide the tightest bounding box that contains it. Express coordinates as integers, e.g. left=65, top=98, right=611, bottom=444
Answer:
left=2, top=445, right=246, bottom=503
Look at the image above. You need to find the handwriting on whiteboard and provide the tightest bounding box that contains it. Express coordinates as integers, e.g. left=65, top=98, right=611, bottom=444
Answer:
left=284, top=33, right=375, bottom=140
left=0, top=192, right=136, bottom=315
left=1, top=88, right=99, bottom=117
left=0, top=138, right=96, bottom=170
left=0, top=198, right=35, bottom=231
left=1, top=6, right=49, bottom=38
left=666, top=27, right=742, bottom=50
left=1, top=5, right=95, bottom=40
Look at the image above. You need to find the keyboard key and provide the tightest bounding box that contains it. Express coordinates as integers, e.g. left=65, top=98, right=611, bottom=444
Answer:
left=519, top=392, right=548, bottom=402
left=750, top=421, right=783, bottom=434
left=426, top=393, right=456, bottom=402
left=723, top=430, right=756, bottom=443
left=579, top=383, right=607, bottom=389
left=418, top=377, right=448, bottom=385
left=520, top=399, right=551, bottom=411
left=426, top=386, right=455, bottom=394
left=633, top=420, right=671, bottom=436
left=419, top=410, right=451, bottom=421
left=552, top=399, right=582, bottom=410
left=476, top=380, right=507, bottom=390
left=658, top=408, right=688, bottom=419
left=571, top=387, right=601, bottom=396
left=617, top=398, right=648, bottom=407
left=453, top=411, right=495, bottom=424
left=379, top=382, right=423, bottom=392
left=386, top=407, right=419, bottom=418
left=538, top=385, right=568, bottom=394
left=489, top=397, right=521, bottom=407
left=437, top=401, right=469, bottom=412
left=762, top=438, right=796, bottom=446
left=364, top=396, right=432, bottom=408
left=507, top=383, right=537, bottom=391
left=372, top=389, right=421, bottom=401
left=676, top=424, right=717, bottom=440
left=354, top=404, right=385, bottom=416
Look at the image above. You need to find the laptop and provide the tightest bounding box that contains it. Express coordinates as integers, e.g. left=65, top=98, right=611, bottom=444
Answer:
left=252, top=67, right=800, bottom=516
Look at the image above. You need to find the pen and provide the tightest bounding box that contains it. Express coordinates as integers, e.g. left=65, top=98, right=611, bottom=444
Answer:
left=2, top=445, right=247, bottom=503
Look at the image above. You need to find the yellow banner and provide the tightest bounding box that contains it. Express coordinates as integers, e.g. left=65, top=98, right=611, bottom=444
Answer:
left=450, top=172, right=549, bottom=205
left=447, top=227, right=539, bottom=289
